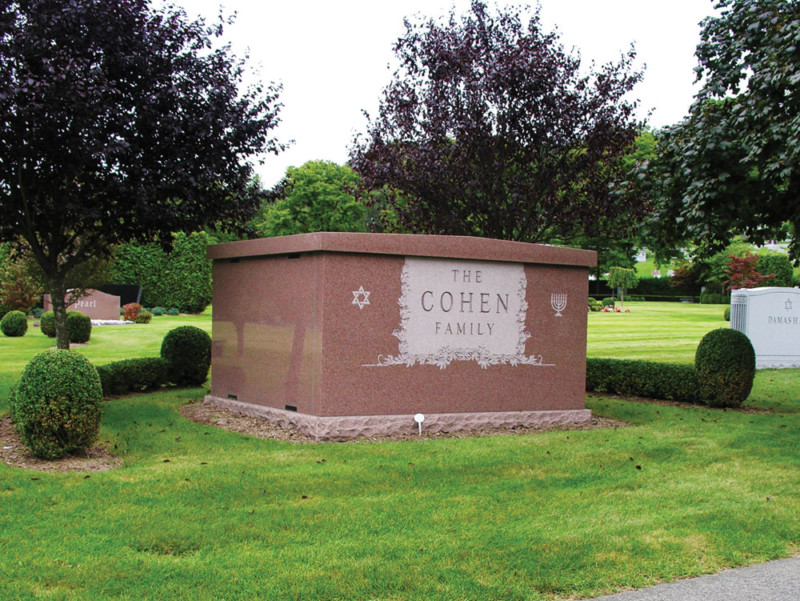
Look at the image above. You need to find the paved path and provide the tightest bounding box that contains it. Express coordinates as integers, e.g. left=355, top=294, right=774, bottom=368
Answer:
left=590, top=557, right=800, bottom=601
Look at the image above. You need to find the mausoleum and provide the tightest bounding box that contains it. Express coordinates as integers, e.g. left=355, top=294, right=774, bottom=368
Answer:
left=205, top=232, right=596, bottom=440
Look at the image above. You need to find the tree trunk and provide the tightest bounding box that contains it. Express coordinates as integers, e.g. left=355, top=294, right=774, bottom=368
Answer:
left=46, top=281, right=71, bottom=350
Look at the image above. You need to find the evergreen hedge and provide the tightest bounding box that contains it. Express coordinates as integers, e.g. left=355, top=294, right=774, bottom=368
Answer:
left=111, top=231, right=212, bottom=313
left=96, top=358, right=169, bottom=396
left=586, top=358, right=702, bottom=403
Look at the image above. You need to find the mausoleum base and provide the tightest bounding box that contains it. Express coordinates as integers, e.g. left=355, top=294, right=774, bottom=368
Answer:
left=203, top=395, right=592, bottom=442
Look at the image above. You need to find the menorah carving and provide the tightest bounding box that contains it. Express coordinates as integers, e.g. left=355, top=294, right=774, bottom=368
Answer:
left=551, top=293, right=567, bottom=317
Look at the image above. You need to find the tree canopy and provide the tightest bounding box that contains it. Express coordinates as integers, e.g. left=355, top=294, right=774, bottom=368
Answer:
left=645, top=0, right=800, bottom=261
left=350, top=0, right=646, bottom=243
left=257, top=161, right=366, bottom=237
left=0, top=0, right=284, bottom=347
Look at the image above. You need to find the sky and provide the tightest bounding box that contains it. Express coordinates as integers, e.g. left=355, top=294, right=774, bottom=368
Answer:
left=168, top=0, right=720, bottom=188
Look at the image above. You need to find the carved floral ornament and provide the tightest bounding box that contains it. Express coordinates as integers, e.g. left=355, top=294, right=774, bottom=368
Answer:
left=364, top=258, right=555, bottom=370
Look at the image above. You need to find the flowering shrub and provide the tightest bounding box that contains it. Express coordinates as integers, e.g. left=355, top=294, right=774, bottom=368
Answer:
left=600, top=306, right=631, bottom=313
left=122, top=302, right=142, bottom=321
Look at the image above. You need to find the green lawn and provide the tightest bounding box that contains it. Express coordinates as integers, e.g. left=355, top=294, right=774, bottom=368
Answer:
left=0, top=304, right=798, bottom=600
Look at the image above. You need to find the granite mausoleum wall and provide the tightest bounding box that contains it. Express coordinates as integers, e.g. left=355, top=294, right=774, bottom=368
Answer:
left=205, top=232, right=596, bottom=440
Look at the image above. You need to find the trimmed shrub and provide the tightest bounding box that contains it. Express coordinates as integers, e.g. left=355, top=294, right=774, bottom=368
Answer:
left=167, top=308, right=180, bottom=316
left=586, top=358, right=702, bottom=403
left=66, top=311, right=92, bottom=343
left=757, top=253, right=793, bottom=287
left=10, top=349, right=103, bottom=459
left=122, top=302, right=142, bottom=321
left=111, top=231, right=212, bottom=313
left=40, top=310, right=56, bottom=337
left=700, top=292, right=730, bottom=305
left=1, top=310, right=28, bottom=337
left=601, top=297, right=616, bottom=308
left=695, top=328, right=755, bottom=408
left=587, top=297, right=602, bottom=312
left=151, top=306, right=166, bottom=316
left=161, top=326, right=211, bottom=386
left=723, top=306, right=731, bottom=321
left=135, top=311, right=153, bottom=324
left=96, top=357, right=169, bottom=396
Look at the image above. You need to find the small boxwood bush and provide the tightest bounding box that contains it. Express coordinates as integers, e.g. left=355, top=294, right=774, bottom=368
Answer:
left=40, top=310, right=56, bottom=337
left=151, top=306, right=166, bottom=316
left=135, top=311, right=153, bottom=324
left=96, top=357, right=169, bottom=396
left=161, top=325, right=211, bottom=386
left=587, top=297, right=602, bottom=312
left=66, top=311, right=92, bottom=343
left=586, top=358, right=702, bottom=404
left=700, top=292, right=730, bottom=305
left=167, top=308, right=180, bottom=316
left=695, top=328, right=755, bottom=408
left=723, top=306, right=731, bottom=321
left=10, top=349, right=103, bottom=459
left=41, top=310, right=91, bottom=342
left=601, top=297, right=616, bottom=308
left=1, top=310, right=28, bottom=337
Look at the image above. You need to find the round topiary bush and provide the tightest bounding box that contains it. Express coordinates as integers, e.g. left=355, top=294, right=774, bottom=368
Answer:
left=694, top=328, right=755, bottom=408
left=723, top=306, right=731, bottom=321
left=151, top=306, right=166, bottom=317
left=1, top=310, right=28, bottom=337
left=10, top=349, right=103, bottom=459
left=40, top=310, right=56, bottom=337
left=66, top=311, right=92, bottom=343
left=160, top=325, right=211, bottom=386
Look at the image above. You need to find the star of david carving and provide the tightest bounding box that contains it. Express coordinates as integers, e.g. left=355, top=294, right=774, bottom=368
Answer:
left=786, top=298, right=793, bottom=311
left=352, top=286, right=371, bottom=310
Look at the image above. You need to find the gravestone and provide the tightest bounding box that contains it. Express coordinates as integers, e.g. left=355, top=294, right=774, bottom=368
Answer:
left=205, top=232, right=596, bottom=440
left=730, top=287, right=800, bottom=368
left=43, top=289, right=121, bottom=321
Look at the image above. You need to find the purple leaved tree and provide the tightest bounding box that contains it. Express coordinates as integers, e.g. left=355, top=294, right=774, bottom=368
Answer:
left=350, top=0, right=647, bottom=243
left=0, top=0, right=285, bottom=348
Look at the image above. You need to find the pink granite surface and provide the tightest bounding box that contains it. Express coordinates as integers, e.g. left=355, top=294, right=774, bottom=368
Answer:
left=43, top=289, right=121, bottom=321
left=203, top=395, right=592, bottom=442
left=209, top=233, right=595, bottom=434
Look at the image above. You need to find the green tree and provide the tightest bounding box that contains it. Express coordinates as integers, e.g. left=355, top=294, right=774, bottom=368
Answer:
left=257, top=161, right=366, bottom=237
left=646, top=0, right=800, bottom=261
left=607, top=267, right=638, bottom=309
left=570, top=131, right=658, bottom=278
left=756, top=253, right=794, bottom=287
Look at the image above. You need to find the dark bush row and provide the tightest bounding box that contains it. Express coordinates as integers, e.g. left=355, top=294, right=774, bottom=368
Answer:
left=699, top=292, right=730, bottom=305
left=589, top=276, right=700, bottom=301
left=96, top=358, right=169, bottom=396
left=95, top=325, right=211, bottom=396
left=586, top=358, right=703, bottom=404
left=587, top=329, right=755, bottom=408
left=39, top=310, right=92, bottom=342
